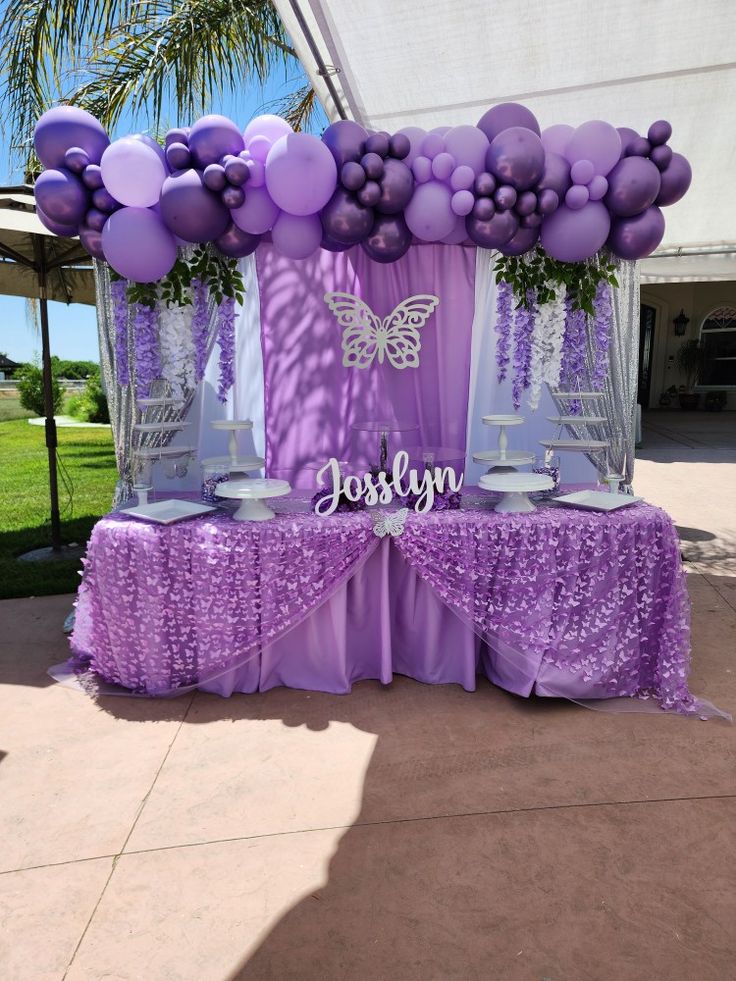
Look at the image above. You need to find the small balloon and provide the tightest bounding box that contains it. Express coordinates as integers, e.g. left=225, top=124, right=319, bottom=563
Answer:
left=570, top=159, right=595, bottom=186
left=450, top=165, right=475, bottom=191
left=84, top=207, right=108, bottom=232
left=224, top=156, right=250, bottom=187
left=244, top=114, right=293, bottom=146
left=536, top=188, right=559, bottom=215
left=92, top=188, right=118, bottom=213
left=515, top=190, right=537, bottom=216
left=165, top=128, right=189, bottom=148
left=365, top=132, right=390, bottom=158
left=465, top=209, right=519, bottom=248
left=357, top=180, right=382, bottom=208
left=473, top=172, right=496, bottom=197
left=214, top=222, right=261, bottom=259
left=188, top=114, right=244, bottom=168
left=231, top=185, right=280, bottom=234
left=341, top=161, right=366, bottom=191
left=247, top=136, right=272, bottom=164
left=79, top=223, right=105, bottom=259
left=647, top=120, right=672, bottom=147
left=443, top=125, right=489, bottom=173
left=361, top=213, right=412, bottom=263
left=82, top=164, right=104, bottom=190
left=629, top=137, right=652, bottom=158
left=361, top=152, right=385, bottom=180
left=565, top=184, right=590, bottom=210
left=393, top=127, right=426, bottom=167
left=494, top=185, right=517, bottom=211
left=412, top=156, right=432, bottom=183
left=166, top=142, right=191, bottom=171
left=473, top=197, right=495, bottom=221
left=477, top=102, right=541, bottom=142
left=650, top=144, right=673, bottom=172
left=451, top=189, right=475, bottom=216
left=655, top=153, right=692, bottom=207
left=222, top=185, right=245, bottom=209
left=203, top=163, right=227, bottom=192
left=64, top=147, right=89, bottom=174
left=521, top=213, right=543, bottom=228
left=431, top=152, right=455, bottom=181
left=388, top=133, right=411, bottom=160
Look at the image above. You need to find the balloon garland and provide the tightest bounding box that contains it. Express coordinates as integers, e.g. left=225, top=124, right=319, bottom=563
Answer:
left=33, top=103, right=692, bottom=283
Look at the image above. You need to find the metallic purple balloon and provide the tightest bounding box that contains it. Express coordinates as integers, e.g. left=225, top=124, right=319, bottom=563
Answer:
left=376, top=158, right=413, bottom=214
left=224, top=157, right=250, bottom=187
left=647, top=120, right=672, bottom=147
left=79, top=223, right=105, bottom=259
left=322, top=120, right=368, bottom=168
left=494, top=185, right=517, bottom=211
left=520, top=213, right=543, bottom=228
left=214, top=222, right=261, bottom=258
left=361, top=213, right=412, bottom=263
left=477, top=102, right=541, bottom=142
left=655, top=153, right=692, bottom=206
left=320, top=187, right=374, bottom=244
left=536, top=188, right=559, bottom=215
left=629, top=137, right=652, bottom=158
left=64, top=147, right=89, bottom=174
left=607, top=205, right=665, bottom=259
left=340, top=161, right=366, bottom=191
left=36, top=204, right=78, bottom=237
left=166, top=142, right=191, bottom=171
left=388, top=133, right=410, bottom=160
left=473, top=197, right=495, bottom=221
left=92, top=187, right=118, bottom=213
left=649, top=144, right=673, bottom=172
left=159, top=168, right=230, bottom=242
left=617, top=127, right=639, bottom=156
left=515, top=190, right=537, bottom=216
left=165, top=128, right=189, bottom=148
left=465, top=209, right=519, bottom=248
left=203, top=163, right=227, bottom=192
left=365, top=132, right=390, bottom=158
left=84, top=207, right=108, bottom=232
left=34, top=167, right=88, bottom=224
left=604, top=157, right=661, bottom=217
left=487, top=127, right=545, bottom=190
left=361, top=152, right=384, bottom=180
left=34, top=106, right=109, bottom=169
left=221, top=185, right=245, bottom=209
left=499, top=224, right=540, bottom=256
left=82, top=164, right=104, bottom=190
left=357, top=180, right=382, bottom=207
left=536, top=151, right=571, bottom=198
left=188, top=114, right=244, bottom=169
left=320, top=233, right=352, bottom=253
left=473, top=171, right=496, bottom=197
left=540, top=202, right=611, bottom=262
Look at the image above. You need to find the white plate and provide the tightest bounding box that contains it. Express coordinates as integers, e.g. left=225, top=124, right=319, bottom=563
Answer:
left=121, top=499, right=216, bottom=524
left=480, top=472, right=553, bottom=493
left=539, top=439, right=609, bottom=453
left=553, top=490, right=643, bottom=512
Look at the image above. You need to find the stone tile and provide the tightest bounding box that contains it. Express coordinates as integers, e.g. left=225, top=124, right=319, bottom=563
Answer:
left=0, top=857, right=111, bottom=981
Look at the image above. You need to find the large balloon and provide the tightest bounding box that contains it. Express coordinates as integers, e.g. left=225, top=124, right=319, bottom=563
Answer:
left=321, top=120, right=368, bottom=168
left=536, top=151, right=571, bottom=199
left=271, top=211, right=322, bottom=259
left=243, top=114, right=293, bottom=147
left=362, top=213, right=412, bottom=263
left=102, top=207, right=177, bottom=282
left=443, top=125, right=489, bottom=173
left=655, top=153, right=692, bottom=207
left=404, top=181, right=455, bottom=241
left=36, top=205, right=79, bottom=237
left=487, top=127, right=545, bottom=190
left=607, top=206, right=665, bottom=259
left=465, top=209, right=519, bottom=248
left=214, top=223, right=261, bottom=259
left=188, top=114, right=244, bottom=168
left=266, top=133, right=338, bottom=216
left=617, top=127, right=639, bottom=156
left=320, top=233, right=352, bottom=253
left=376, top=158, right=413, bottom=214
left=394, top=127, right=426, bottom=167
left=100, top=136, right=167, bottom=208
left=540, top=201, right=611, bottom=262
left=499, top=224, right=540, bottom=256
left=231, top=185, right=281, bottom=234
left=78, top=223, right=105, bottom=260
left=604, top=157, right=661, bottom=217
left=34, top=168, right=88, bottom=225
left=541, top=124, right=574, bottom=157
left=34, top=106, right=109, bottom=169
left=565, top=120, right=622, bottom=176
left=159, top=168, right=230, bottom=242
left=320, top=188, right=374, bottom=244
left=477, top=102, right=541, bottom=142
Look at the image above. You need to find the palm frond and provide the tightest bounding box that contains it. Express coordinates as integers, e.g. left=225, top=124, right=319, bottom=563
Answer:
left=268, top=83, right=320, bottom=133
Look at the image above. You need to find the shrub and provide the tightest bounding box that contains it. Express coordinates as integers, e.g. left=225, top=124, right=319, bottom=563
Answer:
left=73, top=369, right=109, bottom=423
left=17, top=363, right=63, bottom=417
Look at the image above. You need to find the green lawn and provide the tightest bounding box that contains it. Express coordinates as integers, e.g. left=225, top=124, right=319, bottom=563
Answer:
left=0, top=419, right=117, bottom=599
left=0, top=396, right=32, bottom=421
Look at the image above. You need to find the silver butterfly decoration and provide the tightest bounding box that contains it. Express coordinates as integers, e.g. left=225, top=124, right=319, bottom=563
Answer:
left=324, top=292, right=440, bottom=370
left=372, top=508, right=409, bottom=538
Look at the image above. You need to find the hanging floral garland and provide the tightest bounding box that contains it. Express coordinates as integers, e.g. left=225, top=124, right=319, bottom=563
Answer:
left=591, top=280, right=613, bottom=390
left=495, top=280, right=513, bottom=384
left=527, top=286, right=566, bottom=411
left=511, top=290, right=535, bottom=411
left=216, top=297, right=236, bottom=402
left=132, top=301, right=161, bottom=399
left=158, top=296, right=196, bottom=399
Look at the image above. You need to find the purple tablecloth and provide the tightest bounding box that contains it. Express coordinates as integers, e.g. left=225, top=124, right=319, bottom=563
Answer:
left=68, top=492, right=714, bottom=715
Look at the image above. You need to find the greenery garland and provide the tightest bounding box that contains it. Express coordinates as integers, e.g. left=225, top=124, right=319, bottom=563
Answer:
left=494, top=247, right=618, bottom=316
left=109, top=246, right=246, bottom=310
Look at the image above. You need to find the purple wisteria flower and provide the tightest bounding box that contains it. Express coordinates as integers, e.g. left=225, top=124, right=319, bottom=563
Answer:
left=591, top=281, right=613, bottom=390
left=495, top=280, right=513, bottom=383
left=133, top=302, right=161, bottom=399
left=217, top=296, right=236, bottom=403
left=511, top=289, right=536, bottom=411
left=111, top=279, right=129, bottom=387
left=191, top=278, right=209, bottom=385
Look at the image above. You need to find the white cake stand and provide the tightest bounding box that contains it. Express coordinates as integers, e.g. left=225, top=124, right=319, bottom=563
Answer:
left=479, top=472, right=554, bottom=513
left=215, top=478, right=291, bottom=521
left=210, top=420, right=254, bottom=467
left=201, top=454, right=265, bottom=476
left=472, top=449, right=535, bottom=473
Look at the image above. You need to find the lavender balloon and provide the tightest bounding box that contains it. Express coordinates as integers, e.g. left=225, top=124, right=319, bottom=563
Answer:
left=405, top=180, right=455, bottom=241
left=376, top=158, right=413, bottom=214
left=159, top=169, right=230, bottom=242
left=570, top=159, right=595, bottom=186
left=244, top=114, right=292, bottom=147
left=443, top=125, right=489, bottom=173
left=266, top=133, right=338, bottom=216
left=450, top=165, right=475, bottom=191
left=247, top=136, right=272, bottom=164
left=565, top=120, right=622, bottom=177
left=102, top=207, right=177, bottom=282
left=421, top=133, right=445, bottom=160
left=477, top=102, right=541, bottom=142
left=321, top=187, right=375, bottom=244
left=487, top=127, right=545, bottom=190
left=34, top=106, right=109, bottom=169
left=322, top=119, right=368, bottom=168
left=34, top=168, right=88, bottom=225
left=231, top=185, right=280, bottom=235
left=607, top=206, right=665, bottom=259
left=214, top=223, right=261, bottom=259
left=655, top=153, right=692, bottom=207
left=465, top=209, right=519, bottom=248
left=565, top=185, right=590, bottom=210
left=412, top=156, right=433, bottom=183
left=587, top=175, right=609, bottom=201
left=188, top=114, right=244, bottom=168
left=541, top=124, right=574, bottom=157
left=605, top=157, right=661, bottom=217
left=540, top=202, right=611, bottom=262
left=362, top=213, right=412, bottom=263
left=271, top=211, right=322, bottom=260
left=101, top=137, right=167, bottom=208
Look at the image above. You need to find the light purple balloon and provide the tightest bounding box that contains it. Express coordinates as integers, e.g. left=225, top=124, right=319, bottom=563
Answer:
left=565, top=120, right=622, bottom=177
left=412, top=156, right=432, bottom=183
left=92, top=187, right=118, bottom=213
left=443, top=125, right=489, bottom=173
left=655, top=153, right=692, bottom=206
left=376, top=158, right=413, bottom=215
left=587, top=175, right=609, bottom=201
left=357, top=180, right=381, bottom=208
left=541, top=124, right=574, bottom=157
left=465, top=209, right=519, bottom=248
left=64, top=147, right=89, bottom=174
left=34, top=168, right=88, bottom=225
left=222, top=185, right=245, bottom=210
left=617, top=127, right=640, bottom=156
left=244, top=157, right=265, bottom=188
left=473, top=197, right=495, bottom=221
left=34, top=106, right=109, bottom=169
left=499, top=224, right=540, bottom=256
left=159, top=168, right=230, bottom=242
left=430, top=126, right=450, bottom=137
left=650, top=144, right=673, bottom=172
left=607, top=206, right=665, bottom=259
left=451, top=190, right=475, bottom=216
left=166, top=142, right=191, bottom=171
left=604, top=157, right=661, bottom=217
left=536, top=188, right=559, bottom=215
left=130, top=133, right=166, bottom=165
left=266, top=132, right=338, bottom=216
left=361, top=213, right=412, bottom=263
left=404, top=180, right=456, bottom=241
left=101, top=137, right=166, bottom=208
left=570, top=159, right=595, bottom=186
left=244, top=114, right=293, bottom=147
left=245, top=136, right=270, bottom=165
left=188, top=114, right=244, bottom=169
left=420, top=133, right=445, bottom=160
left=477, top=102, right=541, bottom=142
left=322, top=119, right=368, bottom=168
left=537, top=152, right=571, bottom=198
left=494, top=185, right=517, bottom=211
left=647, top=120, right=672, bottom=147
left=565, top=184, right=590, bottom=210
left=487, top=127, right=546, bottom=190
left=36, top=204, right=79, bottom=237
left=431, top=152, right=455, bottom=181
left=394, top=127, right=426, bottom=168
left=321, top=187, right=374, bottom=244
left=214, top=222, right=261, bottom=259
left=79, top=223, right=105, bottom=259
left=203, top=163, right=227, bottom=192
left=82, top=164, right=104, bottom=190
left=231, top=185, right=280, bottom=234
left=450, top=165, right=475, bottom=191
left=102, top=207, right=177, bottom=281
left=515, top=190, right=537, bottom=216
left=540, top=202, right=611, bottom=262
left=442, top=216, right=470, bottom=244
left=271, top=211, right=322, bottom=259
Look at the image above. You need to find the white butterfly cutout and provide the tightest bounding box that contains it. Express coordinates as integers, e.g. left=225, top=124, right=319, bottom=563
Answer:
left=372, top=507, right=409, bottom=539
left=324, top=292, right=439, bottom=370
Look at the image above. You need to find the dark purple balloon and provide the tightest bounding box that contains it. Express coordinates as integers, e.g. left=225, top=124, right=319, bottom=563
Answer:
left=203, top=163, right=227, bottom=192
left=487, top=127, right=545, bottom=190
left=221, top=185, right=245, bottom=209
left=477, top=102, right=541, bottom=143
left=36, top=205, right=78, bottom=237
left=166, top=142, right=191, bottom=171
left=159, top=168, right=230, bottom=242
left=320, top=234, right=351, bottom=253
left=515, top=190, right=537, bottom=216
left=655, top=152, right=692, bottom=206
left=473, top=197, right=495, bottom=221
left=536, top=151, right=571, bottom=198
left=321, top=187, right=374, bottom=245
left=214, top=222, right=261, bottom=258
left=357, top=180, right=382, bottom=207
left=224, top=157, right=250, bottom=187
left=389, top=133, right=411, bottom=160
left=494, top=185, right=517, bottom=211
left=520, top=213, right=543, bottom=228
left=365, top=132, right=390, bottom=158
left=64, top=147, right=89, bottom=174
left=322, top=120, right=368, bottom=168
left=536, top=188, right=559, bottom=215
left=92, top=187, right=119, bottom=213
left=499, top=224, right=540, bottom=256
left=376, top=158, right=413, bottom=214
left=341, top=161, right=366, bottom=191
left=34, top=167, right=88, bottom=224
left=474, top=172, right=496, bottom=197
left=361, top=152, right=384, bottom=180
left=465, top=209, right=519, bottom=248
left=617, top=127, right=639, bottom=156
left=34, top=106, right=109, bottom=169
left=649, top=144, right=673, bottom=172
left=165, top=128, right=190, bottom=148
left=361, top=213, right=412, bottom=263
left=604, top=157, right=661, bottom=217
left=188, top=114, right=244, bottom=169
left=84, top=207, right=108, bottom=232
left=79, top=223, right=105, bottom=259
left=607, top=205, right=665, bottom=259
left=629, top=137, right=652, bottom=157
left=647, top=120, right=672, bottom=147
left=82, top=164, right=104, bottom=190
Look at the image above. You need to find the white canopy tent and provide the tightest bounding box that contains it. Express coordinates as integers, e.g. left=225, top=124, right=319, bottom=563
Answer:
left=275, top=0, right=736, bottom=281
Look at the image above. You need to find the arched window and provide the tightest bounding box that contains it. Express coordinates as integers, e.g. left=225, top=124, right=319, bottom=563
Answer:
left=699, top=306, right=736, bottom=387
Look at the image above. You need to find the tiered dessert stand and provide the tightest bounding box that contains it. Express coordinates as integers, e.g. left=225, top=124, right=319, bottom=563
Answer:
left=202, top=419, right=265, bottom=477
left=541, top=392, right=610, bottom=479
left=473, top=414, right=534, bottom=474
left=215, top=478, right=291, bottom=521
left=132, top=397, right=196, bottom=504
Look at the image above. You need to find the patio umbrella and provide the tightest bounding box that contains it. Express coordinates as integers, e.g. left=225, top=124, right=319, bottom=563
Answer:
left=0, top=185, right=95, bottom=553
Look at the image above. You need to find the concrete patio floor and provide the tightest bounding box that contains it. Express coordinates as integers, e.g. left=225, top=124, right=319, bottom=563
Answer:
left=1, top=411, right=734, bottom=980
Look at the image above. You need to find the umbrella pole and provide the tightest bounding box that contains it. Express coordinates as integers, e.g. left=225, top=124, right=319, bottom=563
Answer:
left=35, top=240, right=62, bottom=552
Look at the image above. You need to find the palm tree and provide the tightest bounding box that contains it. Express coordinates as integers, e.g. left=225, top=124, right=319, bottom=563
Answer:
left=0, top=0, right=316, bottom=173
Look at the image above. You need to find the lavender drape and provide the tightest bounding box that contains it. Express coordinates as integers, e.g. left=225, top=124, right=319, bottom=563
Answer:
left=256, top=243, right=476, bottom=486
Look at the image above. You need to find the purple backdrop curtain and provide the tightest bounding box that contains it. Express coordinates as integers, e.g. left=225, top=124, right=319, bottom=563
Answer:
left=256, top=242, right=476, bottom=486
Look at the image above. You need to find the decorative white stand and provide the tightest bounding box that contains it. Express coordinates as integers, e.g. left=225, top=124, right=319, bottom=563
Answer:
left=210, top=420, right=254, bottom=468
left=479, top=472, right=554, bottom=513
left=201, top=454, right=265, bottom=475
left=475, top=415, right=532, bottom=473
left=215, top=478, right=291, bottom=521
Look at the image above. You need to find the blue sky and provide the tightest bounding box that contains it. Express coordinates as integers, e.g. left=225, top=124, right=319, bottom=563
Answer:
left=0, top=60, right=327, bottom=364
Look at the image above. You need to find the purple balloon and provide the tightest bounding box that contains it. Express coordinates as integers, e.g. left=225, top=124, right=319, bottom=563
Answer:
left=605, top=157, right=661, bottom=217
left=357, top=180, right=382, bottom=207
left=130, top=133, right=166, bottom=165
left=540, top=202, right=611, bottom=262
left=361, top=152, right=385, bottom=180
left=166, top=142, right=191, bottom=171
left=321, top=187, right=374, bottom=244
left=617, top=127, right=640, bottom=156
left=477, top=102, right=541, bottom=142
left=36, top=205, right=78, bottom=237
left=473, top=197, right=495, bottom=221
left=629, top=137, right=652, bottom=158
left=322, top=120, right=368, bottom=168
left=607, top=206, right=665, bottom=259
left=243, top=156, right=265, bottom=188
left=271, top=211, right=322, bottom=260
left=536, top=152, right=571, bottom=198
left=499, top=224, right=540, bottom=256
left=565, top=184, right=590, bottom=210
left=79, top=223, right=105, bottom=259
left=515, top=190, right=537, bottom=216
left=231, top=185, right=280, bottom=234
left=451, top=190, right=474, bottom=217
left=494, top=185, right=517, bottom=211
left=341, top=161, right=367, bottom=191
left=465, top=209, right=519, bottom=248
left=361, top=213, right=412, bottom=263
left=388, top=133, right=411, bottom=160
left=405, top=180, right=455, bottom=241
left=84, top=207, right=108, bottom=232
left=431, top=152, right=455, bottom=181
left=541, top=124, right=574, bottom=157
left=570, top=159, right=595, bottom=186
left=222, top=185, right=245, bottom=210
left=521, top=213, right=543, bottom=228
left=243, top=114, right=293, bottom=147
left=450, top=165, right=475, bottom=191
left=320, top=233, right=352, bottom=253
left=214, top=222, right=261, bottom=259
left=247, top=136, right=272, bottom=165
left=473, top=171, right=496, bottom=197
left=420, top=133, right=445, bottom=160
left=102, top=207, right=177, bottom=281
left=412, top=156, right=432, bottom=183
left=536, top=188, right=559, bottom=215
left=565, top=120, right=622, bottom=177
left=443, top=125, right=489, bottom=173
left=650, top=144, right=673, bottom=172
left=587, top=175, right=609, bottom=201
left=376, top=158, right=413, bottom=214
left=203, top=163, right=227, bottom=192
left=442, top=216, right=470, bottom=244
left=266, top=132, right=338, bottom=216
left=487, top=127, right=546, bottom=190
left=34, top=168, right=88, bottom=225
left=82, top=164, right=104, bottom=190
left=159, top=169, right=230, bottom=242
left=101, top=136, right=167, bottom=208
left=34, top=106, right=109, bottom=169
left=224, top=157, right=250, bottom=187
left=165, top=128, right=189, bottom=148
left=92, top=187, right=118, bottom=213
left=655, top=153, right=692, bottom=206
left=394, top=127, right=426, bottom=167
left=365, top=132, right=390, bottom=158
left=647, top=120, right=672, bottom=147
left=188, top=114, right=244, bottom=169
left=64, top=147, right=89, bottom=174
